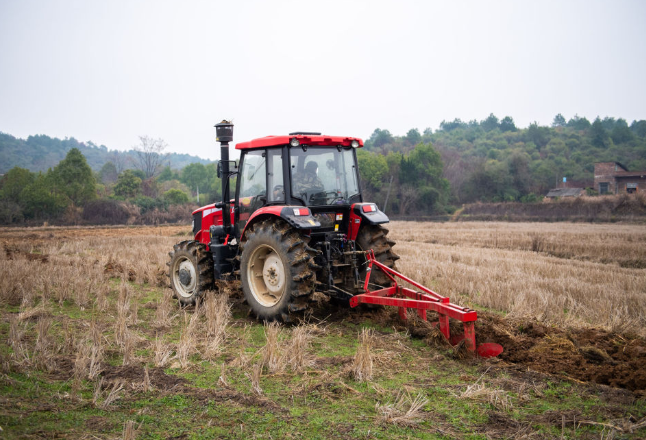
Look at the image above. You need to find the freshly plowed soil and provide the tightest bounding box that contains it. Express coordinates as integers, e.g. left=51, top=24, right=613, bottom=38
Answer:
left=311, top=298, right=646, bottom=393
left=476, top=313, right=646, bottom=393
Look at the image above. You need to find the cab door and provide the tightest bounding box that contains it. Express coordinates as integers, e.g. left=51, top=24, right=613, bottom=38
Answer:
left=236, top=150, right=267, bottom=232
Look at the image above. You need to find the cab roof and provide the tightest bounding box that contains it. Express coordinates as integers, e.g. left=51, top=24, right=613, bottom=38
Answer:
left=235, top=134, right=363, bottom=150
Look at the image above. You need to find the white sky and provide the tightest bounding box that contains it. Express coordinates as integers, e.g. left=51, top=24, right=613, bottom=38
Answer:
left=1, top=0, right=645, bottom=161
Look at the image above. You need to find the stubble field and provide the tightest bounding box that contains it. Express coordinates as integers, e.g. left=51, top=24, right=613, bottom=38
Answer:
left=0, top=221, right=645, bottom=439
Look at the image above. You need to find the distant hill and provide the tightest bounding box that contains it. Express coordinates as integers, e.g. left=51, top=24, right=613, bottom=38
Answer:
left=0, top=132, right=212, bottom=174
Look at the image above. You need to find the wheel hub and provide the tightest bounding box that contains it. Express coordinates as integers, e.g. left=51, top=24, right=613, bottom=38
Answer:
left=247, top=244, right=286, bottom=307
left=174, top=259, right=197, bottom=298
left=179, top=268, right=192, bottom=286
left=262, top=254, right=285, bottom=295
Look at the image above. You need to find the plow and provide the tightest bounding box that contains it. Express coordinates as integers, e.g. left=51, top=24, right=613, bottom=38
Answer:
left=352, top=250, right=503, bottom=358
left=169, top=121, right=502, bottom=358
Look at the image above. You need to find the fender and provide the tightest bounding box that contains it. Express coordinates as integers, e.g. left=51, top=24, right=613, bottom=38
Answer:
left=348, top=203, right=390, bottom=241
left=240, top=205, right=321, bottom=239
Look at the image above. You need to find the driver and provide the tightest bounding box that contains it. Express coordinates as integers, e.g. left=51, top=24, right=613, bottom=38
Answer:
left=272, top=184, right=284, bottom=201
left=293, top=161, right=325, bottom=199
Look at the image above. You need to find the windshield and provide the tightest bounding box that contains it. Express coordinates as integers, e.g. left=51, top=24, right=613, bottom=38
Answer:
left=290, top=147, right=360, bottom=206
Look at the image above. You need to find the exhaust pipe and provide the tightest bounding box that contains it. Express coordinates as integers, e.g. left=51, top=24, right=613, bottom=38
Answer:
left=215, top=120, right=234, bottom=234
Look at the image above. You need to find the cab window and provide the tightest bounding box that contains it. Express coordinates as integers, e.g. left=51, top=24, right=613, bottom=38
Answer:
left=237, top=150, right=267, bottom=231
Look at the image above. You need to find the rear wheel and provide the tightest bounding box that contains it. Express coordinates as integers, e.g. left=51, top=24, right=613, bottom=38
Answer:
left=240, top=219, right=316, bottom=322
left=356, top=225, right=400, bottom=287
left=168, top=240, right=214, bottom=306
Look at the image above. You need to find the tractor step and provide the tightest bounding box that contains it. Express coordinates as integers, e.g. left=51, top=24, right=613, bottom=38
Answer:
left=349, top=250, right=503, bottom=358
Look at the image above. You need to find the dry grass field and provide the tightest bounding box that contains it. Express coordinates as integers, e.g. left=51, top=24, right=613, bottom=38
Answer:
left=1, top=221, right=645, bottom=439
left=389, top=222, right=646, bottom=336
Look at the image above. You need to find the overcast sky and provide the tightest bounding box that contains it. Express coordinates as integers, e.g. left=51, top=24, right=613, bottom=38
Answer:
left=1, top=0, right=645, bottom=160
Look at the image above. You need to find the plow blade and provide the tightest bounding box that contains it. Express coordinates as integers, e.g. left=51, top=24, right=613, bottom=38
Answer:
left=349, top=250, right=503, bottom=358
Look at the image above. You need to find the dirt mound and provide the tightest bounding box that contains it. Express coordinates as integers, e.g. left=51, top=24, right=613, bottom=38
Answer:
left=4, top=243, right=49, bottom=263
left=476, top=313, right=646, bottom=392
left=103, top=259, right=136, bottom=281
left=102, top=365, right=186, bottom=389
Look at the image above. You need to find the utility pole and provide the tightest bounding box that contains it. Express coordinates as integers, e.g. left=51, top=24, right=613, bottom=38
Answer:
left=383, top=175, right=394, bottom=214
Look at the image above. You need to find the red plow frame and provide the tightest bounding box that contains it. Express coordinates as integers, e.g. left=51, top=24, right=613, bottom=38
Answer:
left=349, top=250, right=502, bottom=358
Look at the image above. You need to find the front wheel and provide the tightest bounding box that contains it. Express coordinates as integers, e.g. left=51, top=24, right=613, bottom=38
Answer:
left=168, top=240, right=214, bottom=306
left=240, top=219, right=316, bottom=322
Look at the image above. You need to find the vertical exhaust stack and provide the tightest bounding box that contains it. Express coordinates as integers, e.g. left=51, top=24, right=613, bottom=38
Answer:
left=215, top=120, right=234, bottom=235
left=211, top=120, right=237, bottom=280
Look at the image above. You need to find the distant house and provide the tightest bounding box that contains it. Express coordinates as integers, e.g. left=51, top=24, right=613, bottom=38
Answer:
left=594, top=162, right=646, bottom=195
left=545, top=188, right=585, bottom=199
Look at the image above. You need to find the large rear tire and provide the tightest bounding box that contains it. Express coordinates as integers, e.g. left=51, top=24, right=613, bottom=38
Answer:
left=356, top=225, right=400, bottom=287
left=168, top=240, right=214, bottom=306
left=240, top=219, right=316, bottom=322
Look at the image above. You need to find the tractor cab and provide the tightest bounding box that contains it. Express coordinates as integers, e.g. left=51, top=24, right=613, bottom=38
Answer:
left=234, top=133, right=369, bottom=238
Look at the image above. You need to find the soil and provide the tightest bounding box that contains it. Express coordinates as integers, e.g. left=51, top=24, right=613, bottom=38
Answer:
left=474, top=313, right=646, bottom=393
left=310, top=296, right=646, bottom=394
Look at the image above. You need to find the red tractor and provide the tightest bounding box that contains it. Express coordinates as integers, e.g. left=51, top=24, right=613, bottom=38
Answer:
left=169, top=121, right=398, bottom=321
left=169, top=121, right=502, bottom=357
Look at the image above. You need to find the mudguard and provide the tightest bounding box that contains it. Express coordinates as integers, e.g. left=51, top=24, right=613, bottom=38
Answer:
left=240, top=206, right=321, bottom=238
left=348, top=203, right=389, bottom=241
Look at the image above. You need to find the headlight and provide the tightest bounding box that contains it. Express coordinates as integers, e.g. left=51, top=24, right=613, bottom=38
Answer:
left=290, top=138, right=300, bottom=147
left=351, top=140, right=359, bottom=148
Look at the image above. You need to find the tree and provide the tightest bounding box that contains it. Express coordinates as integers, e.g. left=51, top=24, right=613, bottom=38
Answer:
left=404, top=128, right=421, bottom=146
left=356, top=149, right=388, bottom=202
left=439, top=118, right=467, bottom=131
left=552, top=113, right=566, bottom=127
left=567, top=115, right=591, bottom=130
left=366, top=129, right=395, bottom=149
left=0, top=167, right=34, bottom=203
left=163, top=188, right=190, bottom=205
left=99, top=162, right=118, bottom=184
left=20, top=173, right=68, bottom=219
left=631, top=120, right=646, bottom=138
left=109, top=151, right=130, bottom=174
left=611, top=119, right=634, bottom=144
left=157, top=165, right=179, bottom=182
left=114, top=170, right=142, bottom=198
left=481, top=113, right=500, bottom=132
left=526, top=123, right=550, bottom=148
left=133, top=136, right=168, bottom=178
left=53, top=148, right=96, bottom=206
left=506, top=151, right=531, bottom=196
left=590, top=117, right=610, bottom=148
left=399, top=143, right=449, bottom=213
left=180, top=163, right=209, bottom=194
left=500, top=116, right=517, bottom=132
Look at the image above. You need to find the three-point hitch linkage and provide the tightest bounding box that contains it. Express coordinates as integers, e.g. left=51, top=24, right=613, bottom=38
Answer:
left=349, top=250, right=503, bottom=358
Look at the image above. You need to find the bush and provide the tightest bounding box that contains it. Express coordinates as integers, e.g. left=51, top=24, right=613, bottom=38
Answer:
left=82, top=199, right=130, bottom=224
left=163, top=188, right=190, bottom=205
left=0, top=200, right=24, bottom=224
left=133, top=196, right=167, bottom=214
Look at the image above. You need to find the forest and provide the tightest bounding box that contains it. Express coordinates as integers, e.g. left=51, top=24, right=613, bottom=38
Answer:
left=1, top=113, right=645, bottom=225
left=0, top=132, right=211, bottom=175
left=359, top=113, right=646, bottom=213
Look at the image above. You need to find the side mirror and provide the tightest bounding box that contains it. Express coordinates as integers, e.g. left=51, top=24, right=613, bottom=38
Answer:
left=217, top=160, right=239, bottom=178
